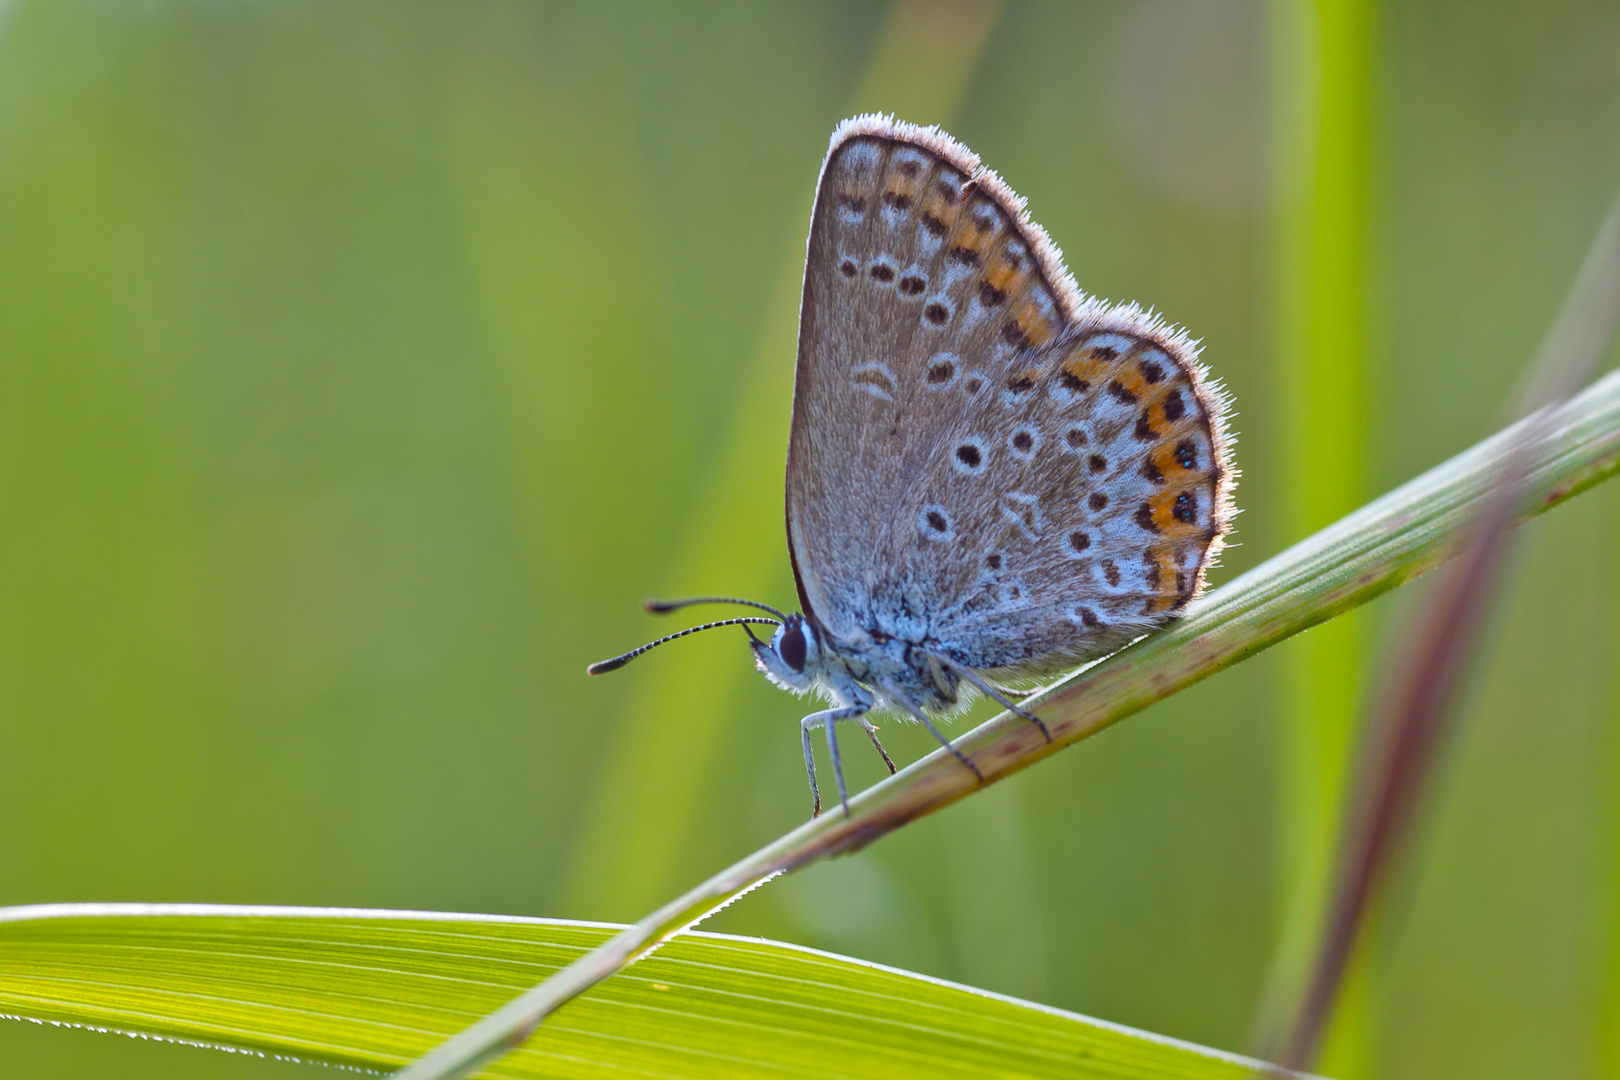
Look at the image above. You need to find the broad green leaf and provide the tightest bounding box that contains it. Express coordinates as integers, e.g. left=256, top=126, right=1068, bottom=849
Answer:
left=0, top=903, right=1274, bottom=1079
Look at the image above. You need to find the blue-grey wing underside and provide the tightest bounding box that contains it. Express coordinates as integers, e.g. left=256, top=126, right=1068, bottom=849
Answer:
left=785, top=116, right=1234, bottom=676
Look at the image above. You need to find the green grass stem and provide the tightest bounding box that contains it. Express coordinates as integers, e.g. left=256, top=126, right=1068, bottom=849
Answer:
left=1262, top=0, right=1377, bottom=1066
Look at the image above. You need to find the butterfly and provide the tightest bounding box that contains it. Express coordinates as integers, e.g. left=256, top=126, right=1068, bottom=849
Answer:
left=591, top=115, right=1234, bottom=817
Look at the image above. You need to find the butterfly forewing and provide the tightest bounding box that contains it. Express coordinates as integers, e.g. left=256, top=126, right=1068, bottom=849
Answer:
left=786, top=116, right=1232, bottom=676
left=786, top=122, right=1067, bottom=630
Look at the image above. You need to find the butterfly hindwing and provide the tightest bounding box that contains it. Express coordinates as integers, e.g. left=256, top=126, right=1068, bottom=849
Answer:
left=786, top=115, right=1233, bottom=675
left=896, top=326, right=1232, bottom=673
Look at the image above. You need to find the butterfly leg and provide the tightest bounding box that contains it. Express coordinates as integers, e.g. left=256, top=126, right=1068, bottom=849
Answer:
left=878, top=678, right=983, bottom=783
left=860, top=720, right=898, bottom=774
left=800, top=722, right=821, bottom=818
left=925, top=650, right=1051, bottom=743
left=801, top=706, right=868, bottom=818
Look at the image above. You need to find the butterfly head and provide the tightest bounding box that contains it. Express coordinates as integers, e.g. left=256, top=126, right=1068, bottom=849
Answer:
left=752, top=613, right=821, bottom=694
left=587, top=598, right=836, bottom=702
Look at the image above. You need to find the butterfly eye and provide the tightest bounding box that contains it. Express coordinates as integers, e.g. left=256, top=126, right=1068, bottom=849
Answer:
left=778, top=625, right=807, bottom=673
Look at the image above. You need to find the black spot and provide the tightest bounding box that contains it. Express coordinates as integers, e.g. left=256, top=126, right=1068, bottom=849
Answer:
left=978, top=282, right=1006, bottom=307
left=1107, top=379, right=1138, bottom=405
left=927, top=510, right=948, bottom=532
left=899, top=275, right=926, bottom=295
left=939, top=181, right=961, bottom=203
left=1140, top=359, right=1165, bottom=384
left=1134, top=412, right=1159, bottom=441
left=869, top=263, right=895, bottom=282
left=1134, top=502, right=1160, bottom=533
left=898, top=159, right=921, bottom=177
left=1068, top=531, right=1090, bottom=554
left=1005, top=374, right=1036, bottom=395
left=1141, top=455, right=1165, bottom=484
left=778, top=624, right=807, bottom=672
left=1173, top=492, right=1197, bottom=524
left=839, top=260, right=858, bottom=278
left=963, top=376, right=983, bottom=393
left=921, top=213, right=948, bottom=237
left=1003, top=252, right=1023, bottom=271
left=1088, top=454, right=1107, bottom=474
left=956, top=444, right=981, bottom=468
left=1175, top=438, right=1200, bottom=469
left=1001, top=322, right=1032, bottom=349
left=1176, top=571, right=1189, bottom=596
left=1064, top=428, right=1088, bottom=448
left=974, top=213, right=995, bottom=232
left=838, top=193, right=865, bottom=212
left=883, top=191, right=913, bottom=211
left=1088, top=492, right=1108, bottom=511
left=1144, top=555, right=1161, bottom=589
left=1079, top=606, right=1102, bottom=628
left=924, top=303, right=950, bottom=325
left=1162, top=389, right=1186, bottom=421
left=949, top=245, right=982, bottom=267
left=1102, top=560, right=1121, bottom=586
left=1093, top=346, right=1119, bottom=361
left=1059, top=371, right=1090, bottom=393
left=985, top=552, right=1002, bottom=570
left=1012, top=431, right=1034, bottom=452
left=927, top=358, right=955, bottom=384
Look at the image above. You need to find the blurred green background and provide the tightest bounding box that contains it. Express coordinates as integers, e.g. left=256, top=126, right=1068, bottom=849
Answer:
left=2, top=2, right=1618, bottom=1077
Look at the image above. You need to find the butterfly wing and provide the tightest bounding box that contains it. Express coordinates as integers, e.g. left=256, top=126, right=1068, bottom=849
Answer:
left=785, top=115, right=1233, bottom=674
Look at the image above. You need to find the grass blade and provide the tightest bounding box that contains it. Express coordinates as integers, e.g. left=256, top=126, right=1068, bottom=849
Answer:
left=396, top=366, right=1620, bottom=1080
left=1272, top=187, right=1620, bottom=1070
left=0, top=903, right=1286, bottom=1079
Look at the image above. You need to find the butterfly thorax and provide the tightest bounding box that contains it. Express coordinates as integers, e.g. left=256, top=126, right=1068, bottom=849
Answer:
left=753, top=612, right=964, bottom=716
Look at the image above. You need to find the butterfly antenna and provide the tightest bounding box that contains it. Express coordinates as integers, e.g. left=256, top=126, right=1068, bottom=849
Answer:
left=587, top=616, right=781, bottom=675
left=643, top=596, right=791, bottom=621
